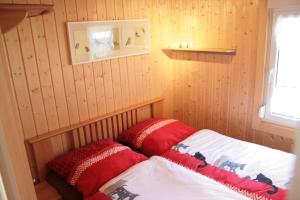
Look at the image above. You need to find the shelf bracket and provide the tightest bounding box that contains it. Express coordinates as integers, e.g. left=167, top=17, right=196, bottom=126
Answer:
left=0, top=10, right=27, bottom=33
left=0, top=3, right=53, bottom=33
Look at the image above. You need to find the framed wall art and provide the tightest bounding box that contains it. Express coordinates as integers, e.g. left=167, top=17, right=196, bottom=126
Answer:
left=67, top=19, right=150, bottom=65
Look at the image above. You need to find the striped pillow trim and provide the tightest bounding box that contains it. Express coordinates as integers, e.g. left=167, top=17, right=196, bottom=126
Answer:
left=135, top=119, right=177, bottom=148
left=69, top=146, right=128, bottom=185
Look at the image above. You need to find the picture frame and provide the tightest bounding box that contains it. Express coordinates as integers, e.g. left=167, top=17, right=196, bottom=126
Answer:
left=67, top=19, right=150, bottom=65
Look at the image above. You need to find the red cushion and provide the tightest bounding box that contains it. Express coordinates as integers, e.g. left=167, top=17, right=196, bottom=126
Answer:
left=119, top=118, right=197, bottom=156
left=48, top=140, right=146, bottom=197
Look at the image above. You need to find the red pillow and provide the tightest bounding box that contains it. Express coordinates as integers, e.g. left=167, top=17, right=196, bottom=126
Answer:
left=119, top=118, right=197, bottom=156
left=48, top=140, right=146, bottom=197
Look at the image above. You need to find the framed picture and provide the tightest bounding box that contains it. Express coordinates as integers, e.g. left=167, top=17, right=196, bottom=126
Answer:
left=67, top=19, right=150, bottom=65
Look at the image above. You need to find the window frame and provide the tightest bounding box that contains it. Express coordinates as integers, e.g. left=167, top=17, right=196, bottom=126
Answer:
left=0, top=173, right=7, bottom=200
left=252, top=2, right=298, bottom=139
left=264, top=8, right=300, bottom=128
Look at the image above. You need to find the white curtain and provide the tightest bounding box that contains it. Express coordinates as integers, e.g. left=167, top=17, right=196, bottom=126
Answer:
left=275, top=14, right=300, bottom=49
left=271, top=14, right=300, bottom=119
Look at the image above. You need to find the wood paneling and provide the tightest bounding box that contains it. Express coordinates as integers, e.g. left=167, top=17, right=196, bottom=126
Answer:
left=2, top=0, right=168, bottom=176
left=2, top=0, right=293, bottom=183
left=167, top=0, right=294, bottom=152
left=0, top=26, right=37, bottom=199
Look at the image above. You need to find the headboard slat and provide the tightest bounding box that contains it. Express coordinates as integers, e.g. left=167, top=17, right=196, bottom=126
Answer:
left=101, top=120, right=108, bottom=139
left=127, top=111, right=132, bottom=127
left=96, top=121, right=101, bottom=139
left=135, top=109, right=139, bottom=122
left=107, top=118, right=113, bottom=139
left=79, top=127, right=85, bottom=147
left=112, top=116, right=118, bottom=140
left=122, top=113, right=128, bottom=130
left=117, top=114, right=123, bottom=134
left=72, top=129, right=80, bottom=148
left=91, top=123, right=97, bottom=142
left=26, top=98, right=163, bottom=183
left=95, top=122, right=101, bottom=140
left=132, top=109, right=137, bottom=125
left=85, top=125, right=92, bottom=144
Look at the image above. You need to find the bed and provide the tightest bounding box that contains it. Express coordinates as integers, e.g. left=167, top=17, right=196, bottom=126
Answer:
left=26, top=98, right=295, bottom=200
left=42, top=141, right=253, bottom=200
left=117, top=118, right=296, bottom=200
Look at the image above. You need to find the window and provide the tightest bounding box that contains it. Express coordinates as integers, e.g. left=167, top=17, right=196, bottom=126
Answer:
left=262, top=9, right=300, bottom=128
left=0, top=173, right=7, bottom=200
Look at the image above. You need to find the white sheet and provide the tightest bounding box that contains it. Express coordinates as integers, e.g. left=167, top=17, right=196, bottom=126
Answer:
left=173, top=129, right=296, bottom=189
left=99, top=156, right=250, bottom=200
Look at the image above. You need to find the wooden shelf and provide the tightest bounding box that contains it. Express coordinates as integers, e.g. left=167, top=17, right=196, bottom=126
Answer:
left=0, top=3, right=54, bottom=33
left=163, top=48, right=236, bottom=55
left=0, top=4, right=53, bottom=17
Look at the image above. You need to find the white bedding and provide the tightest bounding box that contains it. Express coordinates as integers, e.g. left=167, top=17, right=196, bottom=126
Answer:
left=99, top=156, right=250, bottom=200
left=173, top=129, right=296, bottom=189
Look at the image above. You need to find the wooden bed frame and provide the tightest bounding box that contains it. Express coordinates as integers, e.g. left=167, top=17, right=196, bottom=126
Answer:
left=26, top=98, right=164, bottom=184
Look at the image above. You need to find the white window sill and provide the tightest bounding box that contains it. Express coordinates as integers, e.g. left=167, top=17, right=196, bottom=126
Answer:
left=252, top=116, right=296, bottom=139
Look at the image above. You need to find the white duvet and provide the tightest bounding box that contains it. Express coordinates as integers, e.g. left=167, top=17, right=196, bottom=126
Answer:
left=99, top=156, right=250, bottom=200
left=173, top=129, right=296, bottom=189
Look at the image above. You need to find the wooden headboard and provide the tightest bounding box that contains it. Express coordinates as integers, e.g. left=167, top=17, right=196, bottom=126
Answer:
left=26, top=98, right=163, bottom=183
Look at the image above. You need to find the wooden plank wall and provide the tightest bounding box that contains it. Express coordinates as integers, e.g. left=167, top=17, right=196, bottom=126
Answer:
left=0, top=26, right=37, bottom=200
left=1, top=0, right=294, bottom=179
left=165, top=0, right=294, bottom=152
left=0, top=0, right=174, bottom=177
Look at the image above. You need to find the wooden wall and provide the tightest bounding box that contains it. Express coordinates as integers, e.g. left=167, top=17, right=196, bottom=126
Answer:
left=0, top=26, right=36, bottom=200
left=1, top=0, right=294, bottom=179
left=0, top=0, right=174, bottom=177
left=162, top=0, right=294, bottom=152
